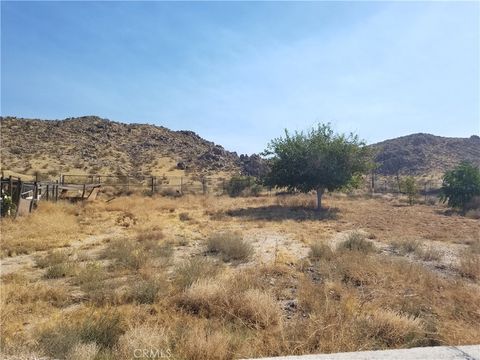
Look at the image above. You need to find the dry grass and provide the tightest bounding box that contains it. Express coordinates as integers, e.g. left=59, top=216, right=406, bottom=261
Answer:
left=206, top=232, right=253, bottom=262
left=2, top=193, right=480, bottom=359
left=176, top=274, right=281, bottom=329
left=337, top=231, right=376, bottom=253
left=457, top=250, right=480, bottom=280
left=174, top=257, right=223, bottom=289
left=309, top=241, right=334, bottom=261
left=1, top=202, right=82, bottom=256
left=415, top=246, right=443, bottom=262
left=390, top=238, right=420, bottom=255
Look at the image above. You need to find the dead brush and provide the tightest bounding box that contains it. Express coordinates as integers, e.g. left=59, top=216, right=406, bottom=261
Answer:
left=337, top=231, right=375, bottom=253
left=124, top=274, right=169, bottom=304
left=102, top=236, right=173, bottom=270
left=1, top=201, right=82, bottom=256
left=457, top=250, right=480, bottom=280
left=34, top=249, right=70, bottom=268
left=356, top=309, right=428, bottom=348
left=43, top=262, right=78, bottom=279
left=174, top=257, right=223, bottom=289
left=38, top=309, right=125, bottom=359
left=415, top=246, right=442, bottom=262
left=206, top=232, right=253, bottom=262
left=175, top=275, right=281, bottom=329
left=275, top=194, right=316, bottom=208
left=309, top=241, right=334, bottom=261
left=390, top=238, right=420, bottom=255
left=114, top=325, right=170, bottom=360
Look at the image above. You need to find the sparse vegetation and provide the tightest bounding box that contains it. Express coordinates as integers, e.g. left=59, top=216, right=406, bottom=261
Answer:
left=390, top=238, right=420, bottom=255
left=174, top=257, right=223, bottom=289
left=309, top=241, right=334, bottom=261
left=1, top=194, right=480, bottom=359
left=206, top=232, right=253, bottom=262
left=337, top=232, right=375, bottom=253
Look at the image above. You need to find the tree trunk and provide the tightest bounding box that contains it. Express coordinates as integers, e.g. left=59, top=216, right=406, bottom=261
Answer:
left=316, top=187, right=325, bottom=210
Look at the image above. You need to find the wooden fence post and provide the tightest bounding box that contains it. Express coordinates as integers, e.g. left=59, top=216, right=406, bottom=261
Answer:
left=55, top=180, right=59, bottom=202
left=46, top=185, right=49, bottom=201
left=151, top=177, right=155, bottom=194
left=202, top=177, right=207, bottom=195
left=14, top=181, right=23, bottom=218
left=30, top=182, right=38, bottom=213
left=8, top=176, right=12, bottom=196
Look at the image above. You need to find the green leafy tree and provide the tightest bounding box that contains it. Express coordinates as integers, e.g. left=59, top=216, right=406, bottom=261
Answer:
left=401, top=176, right=418, bottom=205
left=263, top=123, right=372, bottom=209
left=440, top=162, right=480, bottom=212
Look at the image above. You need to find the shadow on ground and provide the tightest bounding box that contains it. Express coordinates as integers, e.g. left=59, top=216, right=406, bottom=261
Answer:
left=225, top=205, right=339, bottom=221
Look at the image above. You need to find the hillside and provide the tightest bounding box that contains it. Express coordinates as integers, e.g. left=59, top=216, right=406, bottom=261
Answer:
left=0, top=116, right=266, bottom=178
left=1, top=117, right=478, bottom=179
left=371, top=133, right=480, bottom=176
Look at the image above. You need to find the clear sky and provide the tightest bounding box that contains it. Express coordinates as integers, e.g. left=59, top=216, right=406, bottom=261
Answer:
left=1, top=1, right=479, bottom=154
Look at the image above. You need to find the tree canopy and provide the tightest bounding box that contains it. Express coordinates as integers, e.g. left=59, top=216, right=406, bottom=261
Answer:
left=440, top=162, right=480, bottom=212
left=263, top=123, right=372, bottom=209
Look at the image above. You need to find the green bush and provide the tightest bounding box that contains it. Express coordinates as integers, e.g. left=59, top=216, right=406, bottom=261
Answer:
left=440, top=162, right=480, bottom=212
left=225, top=176, right=260, bottom=197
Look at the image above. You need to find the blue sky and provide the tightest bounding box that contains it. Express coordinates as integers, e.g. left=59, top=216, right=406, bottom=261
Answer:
left=1, top=1, right=479, bottom=154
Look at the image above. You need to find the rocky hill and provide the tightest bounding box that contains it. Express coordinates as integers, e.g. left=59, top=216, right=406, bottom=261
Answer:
left=1, top=117, right=477, bottom=179
left=0, top=116, right=267, bottom=178
left=371, top=133, right=480, bottom=176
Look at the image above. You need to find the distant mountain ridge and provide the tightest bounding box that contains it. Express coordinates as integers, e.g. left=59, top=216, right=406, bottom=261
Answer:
left=371, top=133, right=480, bottom=176
left=0, top=116, right=267, bottom=178
left=1, top=116, right=478, bottom=178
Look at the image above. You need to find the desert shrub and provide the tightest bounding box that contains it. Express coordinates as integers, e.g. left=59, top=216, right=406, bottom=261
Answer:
left=39, top=311, right=124, bottom=357
left=35, top=250, right=70, bottom=268
left=174, top=257, right=223, bottom=289
left=179, top=326, right=230, bottom=360
left=457, top=251, right=480, bottom=280
left=235, top=289, right=282, bottom=329
left=159, top=188, right=182, bottom=197
left=206, top=232, right=253, bottom=262
left=125, top=277, right=168, bottom=304
left=80, top=311, right=124, bottom=349
left=103, top=237, right=172, bottom=270
left=179, top=212, right=191, bottom=221
left=115, top=325, right=171, bottom=360
left=465, top=209, right=480, bottom=219
left=337, top=232, right=375, bottom=253
left=66, top=342, right=99, bottom=360
left=356, top=310, right=427, bottom=348
left=75, top=262, right=107, bottom=290
left=309, top=241, right=334, bottom=261
left=135, top=229, right=164, bottom=242
left=390, top=239, right=420, bottom=255
left=103, top=239, right=148, bottom=270
left=44, top=262, right=77, bottom=279
left=275, top=194, right=316, bottom=208
left=176, top=277, right=281, bottom=329
left=415, top=246, right=442, bottom=262
left=225, top=176, right=258, bottom=197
